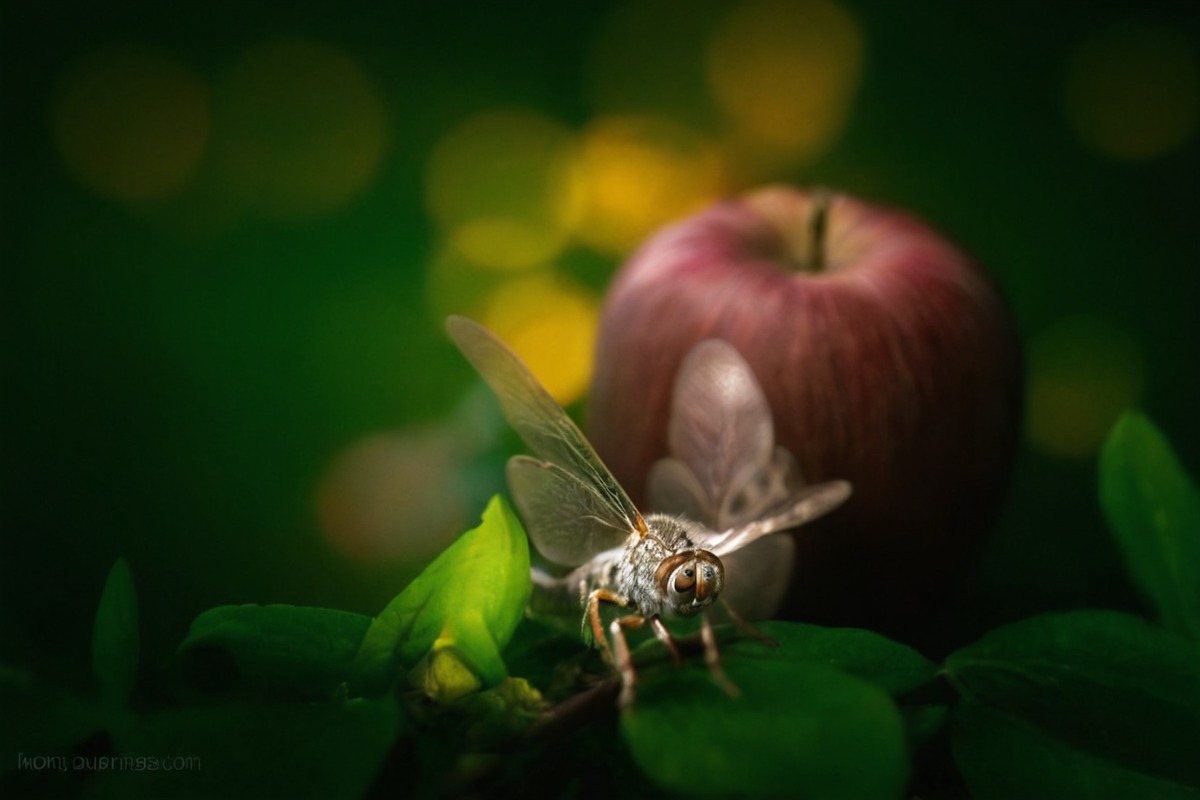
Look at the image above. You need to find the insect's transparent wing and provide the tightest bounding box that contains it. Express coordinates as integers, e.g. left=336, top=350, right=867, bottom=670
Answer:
left=719, top=446, right=804, bottom=530
left=647, top=456, right=713, bottom=523
left=718, top=535, right=795, bottom=620
left=704, top=480, right=852, bottom=557
left=446, top=316, right=646, bottom=541
left=666, top=340, right=774, bottom=520
left=507, top=456, right=633, bottom=566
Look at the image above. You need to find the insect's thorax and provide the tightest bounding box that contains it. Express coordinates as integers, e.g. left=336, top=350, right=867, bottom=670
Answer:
left=528, top=514, right=718, bottom=624
left=584, top=513, right=711, bottom=618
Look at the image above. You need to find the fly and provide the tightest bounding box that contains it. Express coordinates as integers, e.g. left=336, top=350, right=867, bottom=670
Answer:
left=446, top=316, right=851, bottom=706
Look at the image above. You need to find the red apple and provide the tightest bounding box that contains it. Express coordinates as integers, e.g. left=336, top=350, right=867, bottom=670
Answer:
left=586, top=185, right=1023, bottom=645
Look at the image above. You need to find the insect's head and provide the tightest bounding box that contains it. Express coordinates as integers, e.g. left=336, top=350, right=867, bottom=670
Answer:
left=654, top=550, right=724, bottom=616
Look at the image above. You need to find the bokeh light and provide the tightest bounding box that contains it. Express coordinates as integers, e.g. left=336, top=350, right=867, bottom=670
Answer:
left=478, top=275, right=600, bottom=406
left=706, top=0, right=863, bottom=163
left=1027, top=316, right=1145, bottom=459
left=317, top=428, right=468, bottom=563
left=425, top=109, right=583, bottom=270
left=214, top=37, right=388, bottom=219
left=10, top=6, right=1200, bottom=769
left=52, top=45, right=211, bottom=203
left=573, top=114, right=725, bottom=255
left=1064, top=22, right=1198, bottom=161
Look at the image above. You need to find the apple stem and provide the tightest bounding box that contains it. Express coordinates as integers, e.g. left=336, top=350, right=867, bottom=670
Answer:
left=807, top=189, right=831, bottom=273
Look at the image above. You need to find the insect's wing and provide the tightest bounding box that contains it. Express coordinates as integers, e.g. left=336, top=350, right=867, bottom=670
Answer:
left=446, top=316, right=646, bottom=545
left=719, top=446, right=804, bottom=530
left=647, top=456, right=712, bottom=524
left=507, top=456, right=633, bottom=566
left=718, top=534, right=795, bottom=620
left=665, top=340, right=775, bottom=525
left=704, top=480, right=852, bottom=557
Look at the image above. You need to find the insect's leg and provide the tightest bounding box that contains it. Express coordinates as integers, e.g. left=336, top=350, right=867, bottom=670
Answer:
left=701, top=612, right=740, bottom=698
left=585, top=588, right=630, bottom=667
left=647, top=615, right=683, bottom=667
left=720, top=598, right=778, bottom=649
left=609, top=614, right=648, bottom=709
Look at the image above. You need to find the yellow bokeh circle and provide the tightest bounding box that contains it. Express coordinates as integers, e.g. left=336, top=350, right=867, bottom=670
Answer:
left=707, top=0, right=864, bottom=159
left=425, top=109, right=583, bottom=270
left=574, top=114, right=725, bottom=255
left=478, top=277, right=600, bottom=407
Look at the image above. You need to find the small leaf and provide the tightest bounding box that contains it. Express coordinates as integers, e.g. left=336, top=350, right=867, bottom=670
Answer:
left=101, top=696, right=401, bottom=799
left=350, top=495, right=530, bottom=697
left=622, top=658, right=908, bottom=799
left=1099, top=411, right=1200, bottom=640
left=407, top=641, right=482, bottom=702
left=946, top=610, right=1200, bottom=799
left=176, top=605, right=373, bottom=698
left=91, top=558, right=139, bottom=708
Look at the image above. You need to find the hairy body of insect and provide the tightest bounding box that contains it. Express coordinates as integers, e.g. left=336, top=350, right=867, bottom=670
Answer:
left=542, top=513, right=736, bottom=702
left=446, top=315, right=851, bottom=707
left=587, top=515, right=721, bottom=618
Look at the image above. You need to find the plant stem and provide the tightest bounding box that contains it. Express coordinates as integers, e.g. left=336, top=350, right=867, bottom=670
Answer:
left=807, top=188, right=831, bottom=273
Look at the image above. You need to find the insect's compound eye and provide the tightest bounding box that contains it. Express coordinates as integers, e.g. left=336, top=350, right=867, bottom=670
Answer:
left=673, top=566, right=696, bottom=593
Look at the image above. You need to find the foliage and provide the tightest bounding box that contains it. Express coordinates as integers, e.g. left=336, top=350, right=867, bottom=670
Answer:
left=622, top=642, right=912, bottom=799
left=1099, top=411, right=1200, bottom=641
left=176, top=604, right=373, bottom=698
left=947, top=610, right=1200, bottom=799
left=91, top=558, right=139, bottom=710
left=349, top=493, right=531, bottom=699
left=5, top=413, right=1200, bottom=798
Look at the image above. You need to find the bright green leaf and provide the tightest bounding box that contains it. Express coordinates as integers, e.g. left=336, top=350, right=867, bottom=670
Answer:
left=100, top=696, right=401, bottom=799
left=349, top=495, right=530, bottom=697
left=946, top=610, right=1200, bottom=798
left=622, top=658, right=909, bottom=799
left=1099, top=411, right=1200, bottom=640
left=176, top=605, right=372, bottom=699
left=91, top=557, right=139, bottom=708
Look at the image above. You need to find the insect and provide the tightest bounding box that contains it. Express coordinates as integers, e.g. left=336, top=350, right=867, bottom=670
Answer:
left=446, top=316, right=851, bottom=706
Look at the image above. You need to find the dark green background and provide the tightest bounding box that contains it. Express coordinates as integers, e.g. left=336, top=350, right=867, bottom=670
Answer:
left=2, top=0, right=1197, bottom=690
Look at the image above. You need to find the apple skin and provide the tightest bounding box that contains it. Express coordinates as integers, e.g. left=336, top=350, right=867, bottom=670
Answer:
left=586, top=186, right=1023, bottom=646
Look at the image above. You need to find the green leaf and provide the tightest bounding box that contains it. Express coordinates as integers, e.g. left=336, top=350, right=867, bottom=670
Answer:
left=726, top=621, right=940, bottom=696
left=946, top=610, right=1200, bottom=799
left=176, top=605, right=373, bottom=698
left=621, top=658, right=909, bottom=799
left=91, top=557, right=139, bottom=708
left=99, top=696, right=401, bottom=799
left=953, top=697, right=1196, bottom=800
left=349, top=495, right=531, bottom=698
left=1099, top=411, right=1200, bottom=640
